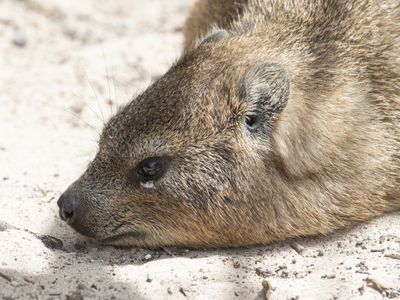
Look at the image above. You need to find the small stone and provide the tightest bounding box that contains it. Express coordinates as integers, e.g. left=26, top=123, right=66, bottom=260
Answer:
left=167, top=287, right=172, bottom=295
left=290, top=242, right=305, bottom=255
left=317, top=250, right=324, bottom=256
left=233, top=261, right=240, bottom=269
left=12, top=30, right=27, bottom=47
left=48, top=288, right=62, bottom=296
left=280, top=271, right=289, bottom=278
left=256, top=267, right=273, bottom=278
left=77, top=283, right=86, bottom=290
left=10, top=281, right=19, bottom=287
left=146, top=277, right=152, bottom=283
left=144, top=254, right=152, bottom=260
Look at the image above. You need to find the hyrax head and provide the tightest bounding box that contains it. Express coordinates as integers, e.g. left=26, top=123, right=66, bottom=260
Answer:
left=57, top=30, right=290, bottom=248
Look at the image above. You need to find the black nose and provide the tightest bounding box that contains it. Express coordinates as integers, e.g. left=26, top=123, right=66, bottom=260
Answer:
left=57, top=188, right=79, bottom=224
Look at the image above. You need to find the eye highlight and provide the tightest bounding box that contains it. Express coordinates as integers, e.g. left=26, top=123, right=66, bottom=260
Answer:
left=138, top=159, right=162, bottom=177
left=128, top=156, right=170, bottom=185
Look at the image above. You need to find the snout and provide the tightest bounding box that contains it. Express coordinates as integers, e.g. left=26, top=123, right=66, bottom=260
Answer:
left=57, top=186, right=81, bottom=225
left=57, top=175, right=116, bottom=240
left=57, top=184, right=93, bottom=236
left=57, top=188, right=76, bottom=223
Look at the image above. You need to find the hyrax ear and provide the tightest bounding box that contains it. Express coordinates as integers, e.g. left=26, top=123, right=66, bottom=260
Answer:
left=241, top=61, right=290, bottom=132
left=197, top=29, right=229, bottom=47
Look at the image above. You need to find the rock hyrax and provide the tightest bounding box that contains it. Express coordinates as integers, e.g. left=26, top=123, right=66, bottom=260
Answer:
left=58, top=0, right=400, bottom=248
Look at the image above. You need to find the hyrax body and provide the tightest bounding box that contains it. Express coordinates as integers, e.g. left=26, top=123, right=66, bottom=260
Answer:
left=58, top=0, right=400, bottom=248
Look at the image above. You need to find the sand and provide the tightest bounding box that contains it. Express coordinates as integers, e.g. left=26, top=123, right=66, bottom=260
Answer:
left=0, top=0, right=399, bottom=299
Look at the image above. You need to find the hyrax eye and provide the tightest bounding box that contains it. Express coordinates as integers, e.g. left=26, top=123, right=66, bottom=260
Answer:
left=128, top=156, right=170, bottom=184
left=244, top=114, right=260, bottom=132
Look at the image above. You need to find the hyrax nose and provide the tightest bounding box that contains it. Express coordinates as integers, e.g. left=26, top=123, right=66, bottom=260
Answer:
left=57, top=188, right=79, bottom=224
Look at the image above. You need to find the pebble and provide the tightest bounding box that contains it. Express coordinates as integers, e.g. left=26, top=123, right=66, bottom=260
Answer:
left=290, top=242, right=305, bottom=255
left=144, top=254, right=152, bottom=260
left=10, top=280, right=19, bottom=287
left=12, top=30, right=27, bottom=47
left=77, top=283, right=87, bottom=290
left=47, top=288, right=61, bottom=296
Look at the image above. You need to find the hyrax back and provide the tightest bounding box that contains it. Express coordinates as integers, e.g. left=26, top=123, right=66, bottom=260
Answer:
left=57, top=0, right=400, bottom=248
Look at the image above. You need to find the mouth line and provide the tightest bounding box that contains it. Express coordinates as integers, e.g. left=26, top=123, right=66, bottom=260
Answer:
left=100, top=230, right=147, bottom=244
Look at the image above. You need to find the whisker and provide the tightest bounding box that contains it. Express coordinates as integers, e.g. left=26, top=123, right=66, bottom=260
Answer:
left=68, top=46, right=107, bottom=124
left=44, top=102, right=101, bottom=136
left=101, top=43, right=113, bottom=117
left=68, top=89, right=105, bottom=125
left=63, top=110, right=101, bottom=136
left=112, top=75, right=119, bottom=112
left=63, top=135, right=99, bottom=145
left=75, top=58, right=106, bottom=125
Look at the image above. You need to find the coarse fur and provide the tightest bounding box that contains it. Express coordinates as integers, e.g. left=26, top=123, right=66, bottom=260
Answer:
left=58, top=0, right=400, bottom=248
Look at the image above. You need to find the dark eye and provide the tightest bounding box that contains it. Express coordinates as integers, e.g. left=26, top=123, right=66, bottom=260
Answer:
left=128, top=156, right=170, bottom=185
left=244, top=114, right=259, bottom=131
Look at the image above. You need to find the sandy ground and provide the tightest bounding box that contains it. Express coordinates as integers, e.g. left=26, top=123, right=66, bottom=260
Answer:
left=0, top=0, right=399, bottom=299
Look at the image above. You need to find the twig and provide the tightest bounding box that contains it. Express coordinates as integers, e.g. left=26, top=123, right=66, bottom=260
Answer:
left=384, top=254, right=400, bottom=260
left=0, top=271, right=12, bottom=282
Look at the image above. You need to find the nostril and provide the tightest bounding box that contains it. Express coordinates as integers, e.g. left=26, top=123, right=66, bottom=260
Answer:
left=57, top=190, right=78, bottom=223
left=62, top=204, right=74, bottom=221
left=59, top=209, right=67, bottom=221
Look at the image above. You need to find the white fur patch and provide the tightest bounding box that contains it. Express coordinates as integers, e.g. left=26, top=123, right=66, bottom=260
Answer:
left=140, top=181, right=155, bottom=189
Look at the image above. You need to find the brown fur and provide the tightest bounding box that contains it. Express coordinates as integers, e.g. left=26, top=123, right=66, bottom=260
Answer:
left=58, top=0, right=400, bottom=248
